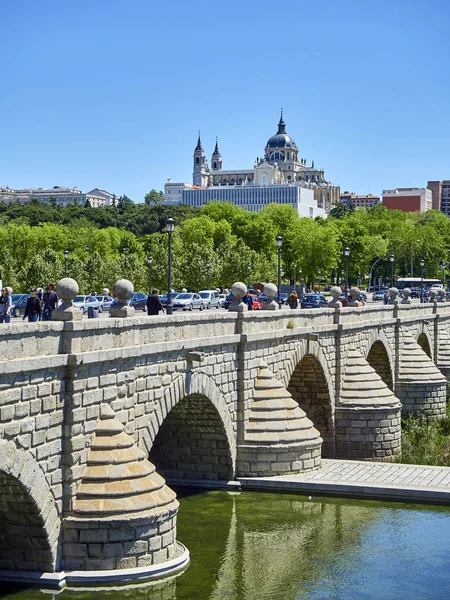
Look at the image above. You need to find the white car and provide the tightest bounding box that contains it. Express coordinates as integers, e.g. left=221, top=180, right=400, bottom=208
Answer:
left=218, top=293, right=227, bottom=308
left=172, top=293, right=204, bottom=311
left=72, top=295, right=103, bottom=314
left=198, top=290, right=221, bottom=309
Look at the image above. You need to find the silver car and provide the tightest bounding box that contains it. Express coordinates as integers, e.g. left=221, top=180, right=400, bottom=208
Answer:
left=198, top=290, right=221, bottom=309
left=96, top=295, right=114, bottom=310
left=172, top=293, right=204, bottom=311
left=72, top=295, right=103, bottom=314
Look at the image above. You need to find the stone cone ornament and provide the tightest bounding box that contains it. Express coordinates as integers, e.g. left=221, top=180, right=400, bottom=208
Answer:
left=437, top=330, right=450, bottom=369
left=340, top=349, right=400, bottom=406
left=245, top=365, right=321, bottom=445
left=73, top=405, right=178, bottom=517
left=399, top=334, right=446, bottom=383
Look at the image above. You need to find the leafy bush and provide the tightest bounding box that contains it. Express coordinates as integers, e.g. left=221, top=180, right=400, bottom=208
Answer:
left=396, top=404, right=450, bottom=466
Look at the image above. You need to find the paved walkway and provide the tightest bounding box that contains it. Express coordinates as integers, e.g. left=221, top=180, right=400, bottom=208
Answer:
left=238, top=459, right=450, bottom=505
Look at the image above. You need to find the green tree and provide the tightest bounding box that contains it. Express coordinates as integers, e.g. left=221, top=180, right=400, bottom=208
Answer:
left=144, top=189, right=164, bottom=205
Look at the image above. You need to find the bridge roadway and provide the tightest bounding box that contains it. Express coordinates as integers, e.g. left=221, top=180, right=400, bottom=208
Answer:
left=239, top=459, right=450, bottom=505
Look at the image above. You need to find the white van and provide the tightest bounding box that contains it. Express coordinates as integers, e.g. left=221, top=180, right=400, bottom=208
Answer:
left=198, top=290, right=221, bottom=309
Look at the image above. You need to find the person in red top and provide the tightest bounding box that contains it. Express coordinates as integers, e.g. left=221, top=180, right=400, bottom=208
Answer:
left=23, top=288, right=42, bottom=322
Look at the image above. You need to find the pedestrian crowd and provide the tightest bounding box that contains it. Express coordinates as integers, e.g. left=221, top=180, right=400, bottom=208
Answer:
left=0, top=283, right=59, bottom=324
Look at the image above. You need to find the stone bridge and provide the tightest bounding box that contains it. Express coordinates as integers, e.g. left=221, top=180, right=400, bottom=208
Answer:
left=1, top=302, right=450, bottom=585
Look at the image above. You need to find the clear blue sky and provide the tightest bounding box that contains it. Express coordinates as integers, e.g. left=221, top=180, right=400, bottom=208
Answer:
left=1, top=0, right=449, bottom=202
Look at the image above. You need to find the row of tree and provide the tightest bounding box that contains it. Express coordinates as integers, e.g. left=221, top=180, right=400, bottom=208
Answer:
left=1, top=200, right=450, bottom=294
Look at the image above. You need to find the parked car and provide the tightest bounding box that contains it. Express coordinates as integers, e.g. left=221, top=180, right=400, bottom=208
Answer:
left=129, top=292, right=148, bottom=312
left=223, top=293, right=234, bottom=309
left=372, top=290, right=386, bottom=301
left=259, top=294, right=268, bottom=303
left=279, top=293, right=289, bottom=304
left=172, top=293, right=204, bottom=311
left=198, top=290, right=221, bottom=309
left=73, top=295, right=103, bottom=314
left=160, top=292, right=180, bottom=307
left=249, top=294, right=263, bottom=310
left=11, top=293, right=30, bottom=317
left=95, top=295, right=114, bottom=310
left=218, top=293, right=227, bottom=307
left=301, top=293, right=329, bottom=309
left=338, top=293, right=349, bottom=307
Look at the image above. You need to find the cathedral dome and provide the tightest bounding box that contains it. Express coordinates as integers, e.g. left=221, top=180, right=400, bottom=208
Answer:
left=266, top=133, right=297, bottom=149
left=265, top=111, right=297, bottom=150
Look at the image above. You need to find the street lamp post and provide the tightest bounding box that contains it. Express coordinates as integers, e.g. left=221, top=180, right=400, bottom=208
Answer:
left=293, top=264, right=297, bottom=293
left=165, top=218, right=175, bottom=315
left=247, top=263, right=251, bottom=290
left=344, top=247, right=350, bottom=292
left=441, top=261, right=447, bottom=288
left=206, top=260, right=211, bottom=289
left=390, top=254, right=395, bottom=288
left=318, top=269, right=321, bottom=291
left=276, top=235, right=283, bottom=305
left=147, top=256, right=153, bottom=295
left=299, top=267, right=303, bottom=297
left=63, top=249, right=69, bottom=278
left=357, top=270, right=362, bottom=288
left=420, top=259, right=425, bottom=303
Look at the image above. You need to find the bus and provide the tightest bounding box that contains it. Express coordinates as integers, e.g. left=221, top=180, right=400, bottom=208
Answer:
left=396, top=277, right=442, bottom=297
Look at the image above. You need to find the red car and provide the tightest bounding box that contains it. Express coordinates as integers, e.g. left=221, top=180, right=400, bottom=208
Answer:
left=249, top=294, right=263, bottom=310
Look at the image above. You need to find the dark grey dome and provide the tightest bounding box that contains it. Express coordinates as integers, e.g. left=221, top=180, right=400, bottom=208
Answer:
left=266, top=133, right=297, bottom=149
left=266, top=112, right=298, bottom=150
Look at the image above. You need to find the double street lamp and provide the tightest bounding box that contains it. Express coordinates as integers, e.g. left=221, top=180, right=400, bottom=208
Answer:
left=276, top=235, right=283, bottom=305
left=390, top=254, right=395, bottom=288
left=63, top=249, right=69, bottom=277
left=344, top=247, right=350, bottom=292
left=147, top=256, right=153, bottom=295
left=165, top=218, right=175, bottom=315
left=420, top=259, right=425, bottom=303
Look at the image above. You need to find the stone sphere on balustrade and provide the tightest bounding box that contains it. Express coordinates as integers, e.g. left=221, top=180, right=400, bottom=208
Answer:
left=56, top=277, right=79, bottom=302
left=114, top=279, right=134, bottom=302
left=264, top=283, right=278, bottom=300
left=231, top=282, right=247, bottom=299
left=101, top=288, right=110, bottom=296
left=330, top=286, right=342, bottom=300
left=349, top=287, right=360, bottom=299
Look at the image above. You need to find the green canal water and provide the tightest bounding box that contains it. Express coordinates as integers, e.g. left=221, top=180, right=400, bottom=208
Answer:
left=2, top=490, right=450, bottom=600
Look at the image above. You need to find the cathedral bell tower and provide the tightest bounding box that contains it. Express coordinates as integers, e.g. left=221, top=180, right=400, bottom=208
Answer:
left=211, top=137, right=222, bottom=172
left=193, top=132, right=210, bottom=187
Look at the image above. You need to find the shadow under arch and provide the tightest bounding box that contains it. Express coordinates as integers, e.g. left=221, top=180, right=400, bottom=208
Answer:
left=0, top=440, right=60, bottom=572
left=286, top=351, right=334, bottom=458
left=418, top=332, right=432, bottom=360
left=143, top=371, right=236, bottom=482
left=367, top=340, right=394, bottom=390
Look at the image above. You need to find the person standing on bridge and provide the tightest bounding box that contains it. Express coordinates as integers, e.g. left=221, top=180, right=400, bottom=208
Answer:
left=42, top=283, right=58, bottom=321
left=0, top=287, right=12, bottom=323
left=288, top=290, right=299, bottom=309
left=146, top=289, right=163, bottom=315
left=23, top=288, right=42, bottom=322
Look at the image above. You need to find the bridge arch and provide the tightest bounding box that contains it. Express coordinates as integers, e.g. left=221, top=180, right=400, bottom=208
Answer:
left=0, top=440, right=60, bottom=572
left=141, top=371, right=235, bottom=481
left=283, top=341, right=335, bottom=457
left=417, top=330, right=432, bottom=360
left=363, top=331, right=394, bottom=391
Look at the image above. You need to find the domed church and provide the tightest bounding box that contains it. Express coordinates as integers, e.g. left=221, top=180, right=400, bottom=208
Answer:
left=164, top=112, right=339, bottom=214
